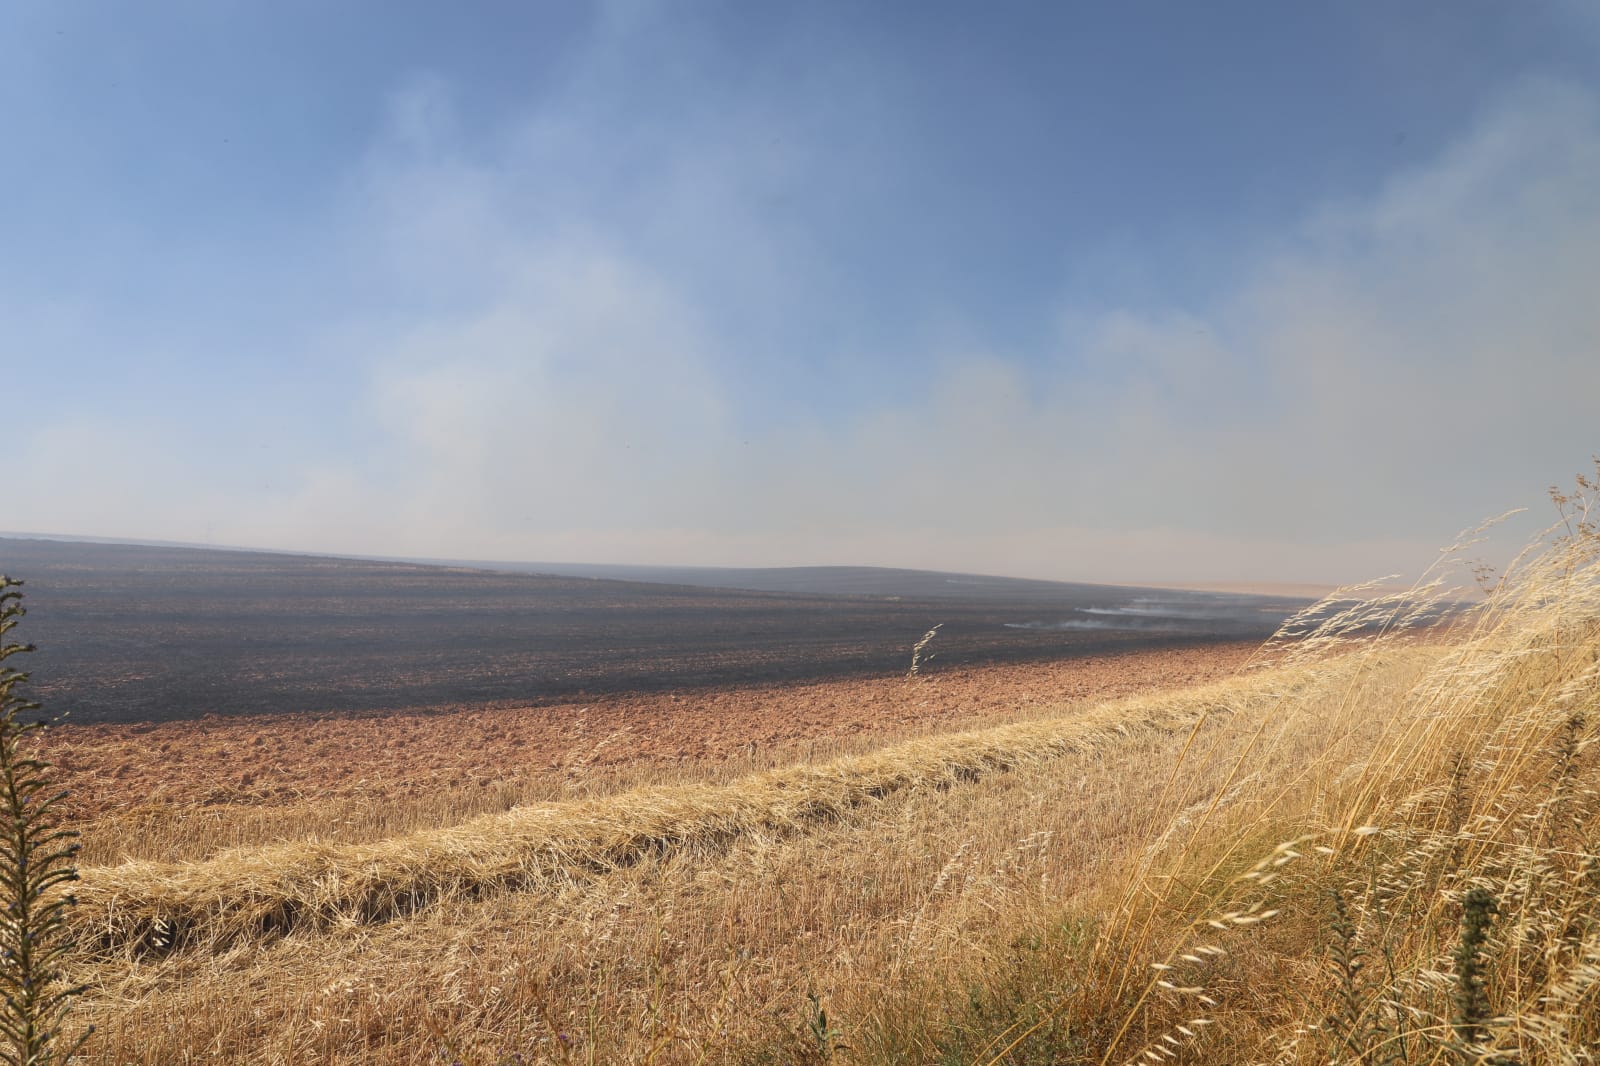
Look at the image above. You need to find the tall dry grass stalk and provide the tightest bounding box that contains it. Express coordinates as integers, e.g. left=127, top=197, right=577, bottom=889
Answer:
left=907, top=624, right=944, bottom=678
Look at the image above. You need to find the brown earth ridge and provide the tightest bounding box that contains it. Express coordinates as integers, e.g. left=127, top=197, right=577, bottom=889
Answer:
left=43, top=643, right=1262, bottom=832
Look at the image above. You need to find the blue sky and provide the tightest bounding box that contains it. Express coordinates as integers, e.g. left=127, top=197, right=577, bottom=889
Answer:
left=5, top=1, right=1600, bottom=585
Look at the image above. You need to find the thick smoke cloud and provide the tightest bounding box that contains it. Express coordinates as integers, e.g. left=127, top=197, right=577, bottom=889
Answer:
left=12, top=64, right=1600, bottom=586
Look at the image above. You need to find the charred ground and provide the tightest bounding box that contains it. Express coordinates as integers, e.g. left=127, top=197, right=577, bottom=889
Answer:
left=0, top=537, right=1305, bottom=724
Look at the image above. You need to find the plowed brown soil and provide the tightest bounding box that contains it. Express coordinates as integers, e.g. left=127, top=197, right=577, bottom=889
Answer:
left=42, top=642, right=1263, bottom=827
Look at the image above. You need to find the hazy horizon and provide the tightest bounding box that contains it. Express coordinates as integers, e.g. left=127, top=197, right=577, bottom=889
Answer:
left=0, top=528, right=1389, bottom=600
left=7, top=3, right=1600, bottom=587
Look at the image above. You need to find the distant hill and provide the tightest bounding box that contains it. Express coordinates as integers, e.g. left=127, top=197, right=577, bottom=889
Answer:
left=462, top=561, right=1151, bottom=601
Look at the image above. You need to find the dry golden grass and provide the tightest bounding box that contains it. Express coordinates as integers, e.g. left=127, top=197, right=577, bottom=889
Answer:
left=1017, top=483, right=1600, bottom=1066
left=74, top=657, right=1335, bottom=957
left=46, top=467, right=1600, bottom=1064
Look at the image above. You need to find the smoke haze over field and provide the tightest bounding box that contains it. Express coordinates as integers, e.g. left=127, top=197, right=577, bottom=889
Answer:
left=4, top=3, right=1599, bottom=586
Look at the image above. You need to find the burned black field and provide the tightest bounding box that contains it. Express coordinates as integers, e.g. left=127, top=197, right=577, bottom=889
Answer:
left=1, top=537, right=1304, bottom=724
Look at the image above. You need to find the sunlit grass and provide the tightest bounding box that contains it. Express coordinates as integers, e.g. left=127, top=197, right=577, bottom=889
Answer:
left=43, top=466, right=1600, bottom=1063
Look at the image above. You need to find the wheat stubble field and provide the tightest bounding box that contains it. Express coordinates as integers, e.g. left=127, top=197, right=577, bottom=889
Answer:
left=6, top=499, right=1600, bottom=1065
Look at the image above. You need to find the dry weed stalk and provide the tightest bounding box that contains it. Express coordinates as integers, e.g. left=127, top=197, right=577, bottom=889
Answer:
left=907, top=623, right=944, bottom=678
left=0, top=578, right=89, bottom=1065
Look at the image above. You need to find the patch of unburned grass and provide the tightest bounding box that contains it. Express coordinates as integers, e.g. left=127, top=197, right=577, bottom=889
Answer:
left=75, top=658, right=1340, bottom=959
left=67, top=645, right=1421, bottom=1063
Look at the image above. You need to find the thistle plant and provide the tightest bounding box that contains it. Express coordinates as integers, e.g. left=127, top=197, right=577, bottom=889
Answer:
left=0, top=577, right=89, bottom=1065
left=1322, top=887, right=1380, bottom=1064
left=1449, top=887, right=1502, bottom=1064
